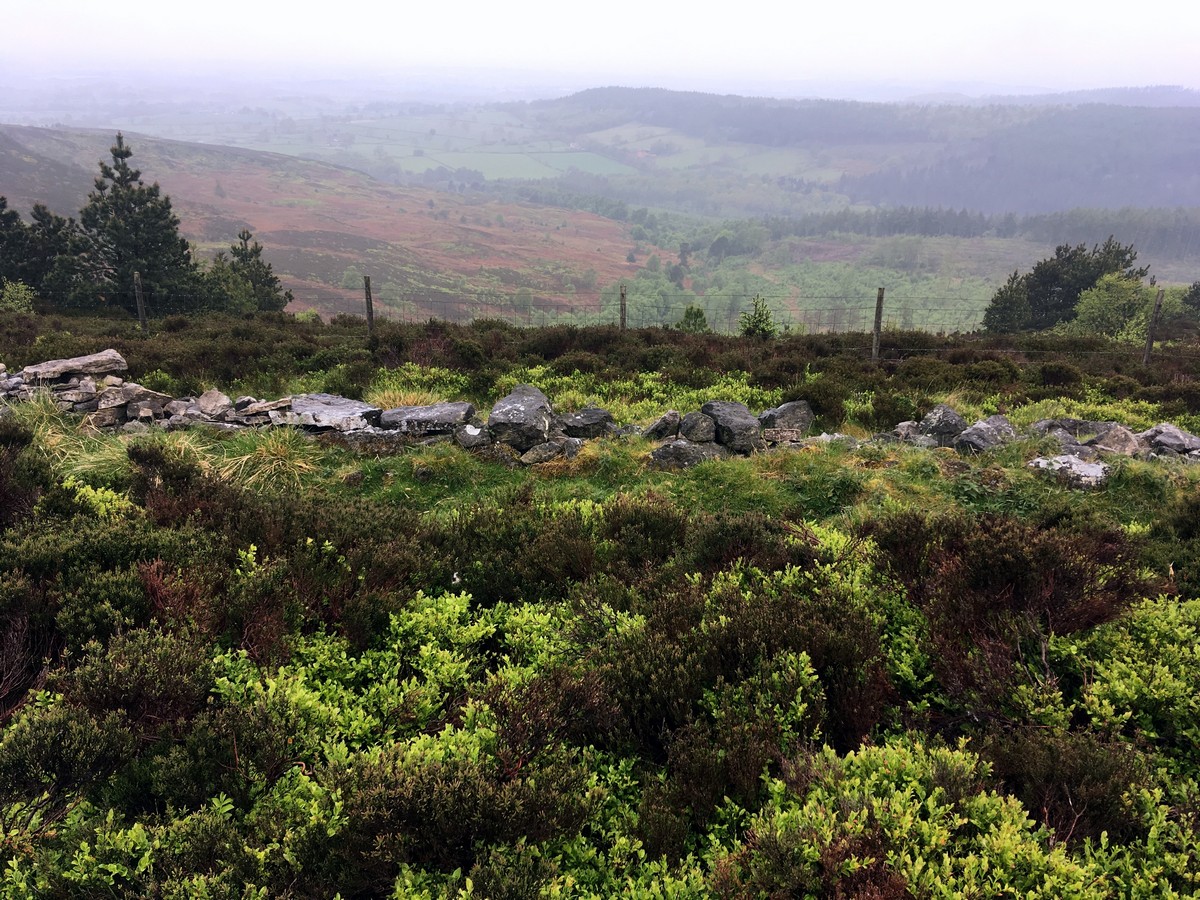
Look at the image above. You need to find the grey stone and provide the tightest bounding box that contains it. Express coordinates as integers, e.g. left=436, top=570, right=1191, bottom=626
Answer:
left=679, top=411, right=717, bottom=443
left=381, top=401, right=477, bottom=435
left=1137, top=423, right=1200, bottom=455
left=197, top=388, right=233, bottom=418
left=270, top=393, right=382, bottom=431
left=96, top=386, right=128, bottom=410
left=918, top=404, right=968, bottom=447
left=20, top=349, right=127, bottom=382
left=1028, top=454, right=1109, bottom=488
left=163, top=400, right=193, bottom=417
left=488, top=384, right=555, bottom=452
left=127, top=400, right=163, bottom=421
left=648, top=439, right=730, bottom=470
left=85, top=407, right=126, bottom=428
left=561, top=406, right=614, bottom=439
left=242, top=397, right=293, bottom=417
left=455, top=422, right=492, bottom=450
left=955, top=415, right=1016, bottom=454
left=762, top=428, right=810, bottom=444
left=643, top=410, right=681, bottom=441
left=700, top=400, right=765, bottom=454
left=520, top=442, right=565, bottom=465
left=120, top=421, right=150, bottom=434
left=1087, top=424, right=1141, bottom=456
left=759, top=400, right=814, bottom=434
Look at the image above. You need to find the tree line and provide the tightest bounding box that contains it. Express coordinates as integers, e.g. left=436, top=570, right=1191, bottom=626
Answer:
left=0, top=134, right=290, bottom=316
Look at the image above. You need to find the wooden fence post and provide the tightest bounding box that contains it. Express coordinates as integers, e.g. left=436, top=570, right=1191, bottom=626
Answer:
left=133, top=271, right=147, bottom=330
left=1143, top=287, right=1165, bottom=366
left=619, top=284, right=627, bottom=330
left=363, top=276, right=375, bottom=336
left=871, top=287, right=885, bottom=362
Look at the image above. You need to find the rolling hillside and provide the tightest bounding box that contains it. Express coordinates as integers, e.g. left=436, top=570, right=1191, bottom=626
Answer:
left=0, top=124, right=638, bottom=319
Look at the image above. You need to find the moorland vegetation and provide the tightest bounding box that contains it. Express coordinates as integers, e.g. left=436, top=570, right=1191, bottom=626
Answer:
left=3, top=301, right=1200, bottom=896
left=4, top=88, right=1200, bottom=895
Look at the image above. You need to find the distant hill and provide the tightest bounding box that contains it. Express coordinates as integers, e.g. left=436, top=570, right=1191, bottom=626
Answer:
left=515, top=87, right=1200, bottom=215
left=0, top=124, right=637, bottom=319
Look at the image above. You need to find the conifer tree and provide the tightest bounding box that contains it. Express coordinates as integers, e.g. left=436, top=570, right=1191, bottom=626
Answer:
left=228, top=228, right=292, bottom=311
left=78, top=133, right=198, bottom=314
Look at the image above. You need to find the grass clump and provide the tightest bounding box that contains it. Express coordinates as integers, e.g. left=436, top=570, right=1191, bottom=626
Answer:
left=214, top=428, right=325, bottom=491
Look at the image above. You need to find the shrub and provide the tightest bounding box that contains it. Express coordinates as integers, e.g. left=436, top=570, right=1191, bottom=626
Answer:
left=739, top=295, right=778, bottom=339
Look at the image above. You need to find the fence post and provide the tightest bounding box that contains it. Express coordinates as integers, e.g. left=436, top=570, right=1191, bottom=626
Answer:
left=619, top=284, right=627, bottom=330
left=363, top=276, right=375, bottom=336
left=133, top=271, right=147, bottom=330
left=1142, top=287, right=1165, bottom=366
left=872, top=287, right=885, bottom=362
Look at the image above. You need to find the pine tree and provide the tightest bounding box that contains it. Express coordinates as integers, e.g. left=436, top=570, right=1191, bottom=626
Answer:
left=228, top=228, right=292, bottom=311
left=78, top=133, right=198, bottom=314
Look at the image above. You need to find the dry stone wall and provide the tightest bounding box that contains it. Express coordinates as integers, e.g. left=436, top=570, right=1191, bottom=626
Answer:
left=5, top=349, right=1200, bottom=487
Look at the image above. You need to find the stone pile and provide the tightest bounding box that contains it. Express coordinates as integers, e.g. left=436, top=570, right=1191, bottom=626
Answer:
left=5, top=349, right=1200, bottom=486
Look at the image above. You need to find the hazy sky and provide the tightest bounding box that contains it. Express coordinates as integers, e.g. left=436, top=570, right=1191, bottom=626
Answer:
left=5, top=0, right=1198, bottom=97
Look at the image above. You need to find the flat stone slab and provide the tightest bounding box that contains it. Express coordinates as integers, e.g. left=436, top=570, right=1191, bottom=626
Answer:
left=20, top=349, right=128, bottom=381
left=380, top=401, right=476, bottom=435
left=270, top=393, right=382, bottom=431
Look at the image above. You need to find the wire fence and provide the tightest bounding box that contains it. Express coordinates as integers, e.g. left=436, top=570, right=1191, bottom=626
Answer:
left=51, top=285, right=986, bottom=335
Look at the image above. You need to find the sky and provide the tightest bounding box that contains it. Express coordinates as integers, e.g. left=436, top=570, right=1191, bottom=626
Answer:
left=4, top=0, right=1198, bottom=99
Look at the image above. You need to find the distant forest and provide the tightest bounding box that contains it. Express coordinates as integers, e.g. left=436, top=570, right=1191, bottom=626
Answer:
left=516, top=88, right=1200, bottom=215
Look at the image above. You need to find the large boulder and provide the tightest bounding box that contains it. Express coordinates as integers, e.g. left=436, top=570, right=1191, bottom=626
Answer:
left=197, top=388, right=233, bottom=418
left=758, top=400, right=814, bottom=434
left=20, top=349, right=127, bottom=382
left=700, top=401, right=765, bottom=454
left=488, top=385, right=555, bottom=451
left=1028, top=454, right=1109, bottom=488
left=918, top=404, right=968, bottom=447
left=561, top=406, right=614, bottom=439
left=1087, top=424, right=1141, bottom=457
left=380, top=401, right=476, bottom=436
left=270, top=393, right=382, bottom=431
left=955, top=415, right=1016, bottom=454
left=1137, top=423, right=1200, bottom=455
left=648, top=439, right=730, bottom=470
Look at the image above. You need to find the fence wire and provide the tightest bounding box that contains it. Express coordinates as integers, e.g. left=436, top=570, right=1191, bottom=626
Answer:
left=37, top=286, right=986, bottom=335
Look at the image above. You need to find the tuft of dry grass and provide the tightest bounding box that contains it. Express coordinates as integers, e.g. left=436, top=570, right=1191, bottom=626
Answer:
left=364, top=388, right=443, bottom=411
left=214, top=427, right=325, bottom=491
